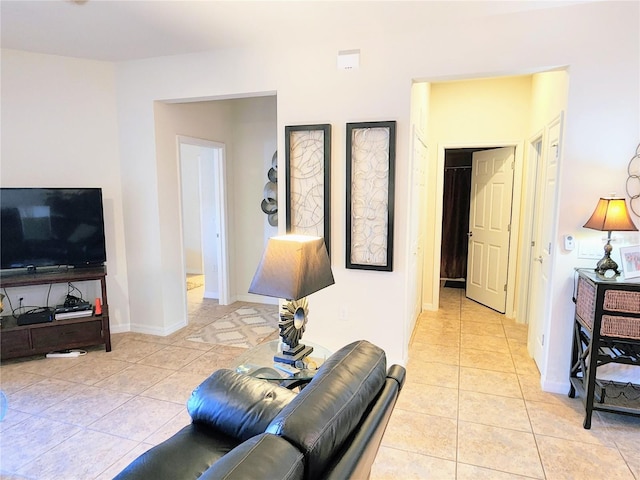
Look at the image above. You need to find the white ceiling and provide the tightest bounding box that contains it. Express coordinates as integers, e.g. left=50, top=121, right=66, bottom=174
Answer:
left=1, top=0, right=598, bottom=62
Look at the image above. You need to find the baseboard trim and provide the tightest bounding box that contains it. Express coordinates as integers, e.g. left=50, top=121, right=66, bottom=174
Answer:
left=422, top=302, right=437, bottom=311
left=129, top=319, right=187, bottom=336
left=541, top=376, right=570, bottom=395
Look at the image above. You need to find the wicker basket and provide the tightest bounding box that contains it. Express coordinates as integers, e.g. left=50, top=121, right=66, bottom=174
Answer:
left=604, top=290, right=640, bottom=313
left=601, top=315, right=640, bottom=340
left=576, top=277, right=596, bottom=329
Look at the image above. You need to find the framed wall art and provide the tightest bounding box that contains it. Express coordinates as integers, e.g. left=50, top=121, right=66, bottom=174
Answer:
left=285, top=124, right=331, bottom=255
left=346, top=120, right=396, bottom=271
left=620, top=245, right=640, bottom=279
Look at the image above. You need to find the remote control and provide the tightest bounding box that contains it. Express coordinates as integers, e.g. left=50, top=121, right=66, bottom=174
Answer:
left=273, top=363, right=300, bottom=375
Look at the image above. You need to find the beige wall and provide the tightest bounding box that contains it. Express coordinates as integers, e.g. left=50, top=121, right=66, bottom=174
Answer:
left=0, top=49, right=130, bottom=329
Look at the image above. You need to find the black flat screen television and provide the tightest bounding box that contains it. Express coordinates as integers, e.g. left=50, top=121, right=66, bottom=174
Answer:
left=1, top=188, right=107, bottom=270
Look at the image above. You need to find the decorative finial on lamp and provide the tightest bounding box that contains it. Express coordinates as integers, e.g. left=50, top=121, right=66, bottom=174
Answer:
left=248, top=235, right=334, bottom=365
left=583, top=197, right=638, bottom=276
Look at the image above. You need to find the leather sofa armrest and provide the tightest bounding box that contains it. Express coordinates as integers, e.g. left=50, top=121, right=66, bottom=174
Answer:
left=266, top=340, right=388, bottom=476
left=199, top=433, right=304, bottom=480
left=323, top=365, right=406, bottom=480
left=188, top=369, right=297, bottom=442
left=387, top=364, right=406, bottom=388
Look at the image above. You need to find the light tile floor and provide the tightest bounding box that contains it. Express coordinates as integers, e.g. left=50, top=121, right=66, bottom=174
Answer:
left=0, top=285, right=637, bottom=479
left=370, top=286, right=639, bottom=480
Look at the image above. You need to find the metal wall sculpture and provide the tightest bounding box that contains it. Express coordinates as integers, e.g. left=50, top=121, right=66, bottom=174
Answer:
left=261, top=150, right=278, bottom=226
left=346, top=121, right=396, bottom=271
left=626, top=143, right=640, bottom=217
left=285, top=124, right=331, bottom=255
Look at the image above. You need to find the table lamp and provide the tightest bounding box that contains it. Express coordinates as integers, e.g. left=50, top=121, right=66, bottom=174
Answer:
left=249, top=235, right=334, bottom=365
left=583, top=197, right=638, bottom=276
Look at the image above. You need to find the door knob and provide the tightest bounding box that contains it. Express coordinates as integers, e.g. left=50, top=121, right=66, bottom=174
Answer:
left=534, top=256, right=543, bottom=263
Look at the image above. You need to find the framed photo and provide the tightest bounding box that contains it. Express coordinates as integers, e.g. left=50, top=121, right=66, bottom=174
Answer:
left=620, top=245, right=640, bottom=279
left=285, top=124, right=331, bottom=255
left=346, top=121, right=396, bottom=271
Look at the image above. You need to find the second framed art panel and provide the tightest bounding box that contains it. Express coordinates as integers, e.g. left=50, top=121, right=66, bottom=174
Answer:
left=346, top=120, right=396, bottom=271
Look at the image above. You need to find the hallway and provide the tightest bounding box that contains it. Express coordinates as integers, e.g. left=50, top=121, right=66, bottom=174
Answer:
left=371, top=285, right=639, bottom=479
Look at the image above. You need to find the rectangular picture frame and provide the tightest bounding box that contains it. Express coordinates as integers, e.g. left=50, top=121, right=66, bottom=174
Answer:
left=285, top=124, right=331, bottom=255
left=346, top=120, right=396, bottom=271
left=620, top=245, right=640, bottom=279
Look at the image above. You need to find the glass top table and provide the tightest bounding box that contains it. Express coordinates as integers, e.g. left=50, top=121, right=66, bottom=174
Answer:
left=231, top=340, right=332, bottom=384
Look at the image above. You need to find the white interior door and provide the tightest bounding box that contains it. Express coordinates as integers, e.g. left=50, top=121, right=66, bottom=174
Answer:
left=466, top=147, right=515, bottom=313
left=198, top=150, right=220, bottom=298
left=529, top=116, right=563, bottom=372
left=520, top=137, right=543, bottom=325
left=406, top=128, right=427, bottom=341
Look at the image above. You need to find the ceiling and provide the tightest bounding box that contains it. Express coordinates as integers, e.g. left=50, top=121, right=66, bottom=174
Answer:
left=1, top=0, right=597, bottom=62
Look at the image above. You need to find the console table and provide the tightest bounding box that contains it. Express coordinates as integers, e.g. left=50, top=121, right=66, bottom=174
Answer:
left=569, top=269, right=640, bottom=428
left=0, top=266, right=111, bottom=360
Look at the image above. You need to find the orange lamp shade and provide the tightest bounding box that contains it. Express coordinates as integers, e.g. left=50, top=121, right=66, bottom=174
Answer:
left=583, top=198, right=638, bottom=232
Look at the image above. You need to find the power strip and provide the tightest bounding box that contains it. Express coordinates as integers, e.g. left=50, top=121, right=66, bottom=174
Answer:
left=46, top=350, right=86, bottom=358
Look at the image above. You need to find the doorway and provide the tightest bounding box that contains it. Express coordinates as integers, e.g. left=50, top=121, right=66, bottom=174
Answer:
left=440, top=149, right=474, bottom=283
left=178, top=136, right=230, bottom=306
left=440, top=146, right=515, bottom=313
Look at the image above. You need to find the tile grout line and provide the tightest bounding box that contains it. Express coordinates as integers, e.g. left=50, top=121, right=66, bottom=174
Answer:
left=455, top=287, right=463, bottom=478
left=511, top=321, right=548, bottom=480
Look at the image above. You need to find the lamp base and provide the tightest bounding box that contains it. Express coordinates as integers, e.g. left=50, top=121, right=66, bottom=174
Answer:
left=595, top=241, right=620, bottom=276
left=595, top=257, right=620, bottom=276
left=274, top=343, right=314, bottom=366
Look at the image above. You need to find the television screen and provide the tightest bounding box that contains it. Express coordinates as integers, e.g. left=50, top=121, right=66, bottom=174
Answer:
left=1, top=188, right=107, bottom=270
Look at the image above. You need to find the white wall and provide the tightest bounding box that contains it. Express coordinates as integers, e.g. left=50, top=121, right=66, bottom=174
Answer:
left=114, top=1, right=638, bottom=369
left=0, top=49, right=130, bottom=330
left=2, top=1, right=638, bottom=374
left=229, top=97, right=278, bottom=300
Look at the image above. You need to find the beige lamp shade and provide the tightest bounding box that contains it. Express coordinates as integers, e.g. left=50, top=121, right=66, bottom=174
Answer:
left=248, top=235, right=334, bottom=301
left=583, top=198, right=638, bottom=232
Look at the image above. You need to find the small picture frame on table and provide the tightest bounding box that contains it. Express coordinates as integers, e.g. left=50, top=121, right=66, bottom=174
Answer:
left=620, top=245, right=640, bottom=279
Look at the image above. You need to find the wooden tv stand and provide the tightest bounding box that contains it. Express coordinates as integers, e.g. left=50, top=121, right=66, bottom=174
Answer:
left=0, top=266, right=111, bottom=360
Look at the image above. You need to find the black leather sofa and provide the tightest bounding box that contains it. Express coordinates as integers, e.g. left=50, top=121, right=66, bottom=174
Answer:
left=114, top=339, right=405, bottom=480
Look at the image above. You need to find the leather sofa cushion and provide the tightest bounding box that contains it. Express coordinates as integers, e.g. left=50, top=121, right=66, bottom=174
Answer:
left=199, top=433, right=304, bottom=480
left=113, top=423, right=238, bottom=480
left=266, top=340, right=387, bottom=477
left=188, top=369, right=297, bottom=442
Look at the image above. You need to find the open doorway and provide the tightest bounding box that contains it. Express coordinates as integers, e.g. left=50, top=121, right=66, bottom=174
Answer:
left=440, top=146, right=515, bottom=314
left=178, top=136, right=230, bottom=305
left=440, top=149, right=474, bottom=285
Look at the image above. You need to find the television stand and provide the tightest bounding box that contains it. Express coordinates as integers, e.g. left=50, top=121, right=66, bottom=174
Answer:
left=0, top=266, right=111, bottom=360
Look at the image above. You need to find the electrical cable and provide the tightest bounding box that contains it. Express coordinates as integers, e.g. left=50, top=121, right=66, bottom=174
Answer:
left=572, top=267, right=590, bottom=304
left=64, top=282, right=86, bottom=306
left=45, top=283, right=53, bottom=309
